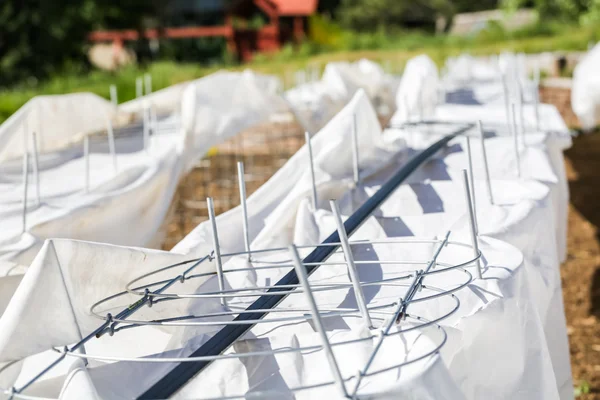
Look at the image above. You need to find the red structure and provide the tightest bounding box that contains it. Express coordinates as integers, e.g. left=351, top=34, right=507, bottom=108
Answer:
left=88, top=0, right=318, bottom=62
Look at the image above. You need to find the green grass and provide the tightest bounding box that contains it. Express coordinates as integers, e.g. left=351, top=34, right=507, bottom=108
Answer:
left=1, top=21, right=598, bottom=124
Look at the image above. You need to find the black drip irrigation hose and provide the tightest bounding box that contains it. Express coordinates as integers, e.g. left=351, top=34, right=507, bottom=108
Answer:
left=138, top=125, right=471, bottom=399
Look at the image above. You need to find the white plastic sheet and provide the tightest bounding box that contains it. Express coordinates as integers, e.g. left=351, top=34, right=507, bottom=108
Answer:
left=0, top=59, right=574, bottom=400
left=394, top=55, right=439, bottom=123
left=572, top=42, right=600, bottom=130
left=180, top=71, right=289, bottom=171
left=0, top=94, right=116, bottom=163
left=286, top=59, right=397, bottom=134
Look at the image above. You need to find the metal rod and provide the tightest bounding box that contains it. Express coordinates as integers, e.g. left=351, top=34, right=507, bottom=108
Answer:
left=501, top=73, right=510, bottom=129
left=534, top=82, right=540, bottom=132
left=143, top=105, right=150, bottom=152
left=151, top=105, right=158, bottom=136
left=207, top=197, right=227, bottom=307
left=462, top=170, right=482, bottom=279
left=418, top=88, right=424, bottom=122
left=31, top=131, right=41, bottom=206
left=517, top=79, right=526, bottom=143
left=237, top=162, right=251, bottom=260
left=106, top=117, right=118, bottom=174
left=464, top=135, right=478, bottom=234
left=110, top=84, right=118, bottom=106
left=137, top=126, right=470, bottom=400
left=289, top=245, right=348, bottom=398
left=22, top=117, right=28, bottom=156
left=136, top=77, right=143, bottom=99
left=21, top=152, right=29, bottom=234
left=84, top=135, right=90, bottom=193
left=305, top=131, right=318, bottom=210
left=330, top=200, right=372, bottom=328
left=511, top=102, right=521, bottom=178
left=144, top=74, right=152, bottom=95
left=351, top=113, right=360, bottom=185
left=351, top=231, right=450, bottom=397
left=477, top=121, right=494, bottom=205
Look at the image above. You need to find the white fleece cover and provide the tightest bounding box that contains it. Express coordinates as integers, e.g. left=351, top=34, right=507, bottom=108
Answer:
left=179, top=71, right=289, bottom=171
left=286, top=59, right=397, bottom=134
left=337, top=154, right=572, bottom=399
left=440, top=52, right=538, bottom=109
left=0, top=93, right=116, bottom=163
left=388, top=102, right=571, bottom=263
left=120, top=70, right=284, bottom=119
left=176, top=90, right=567, bottom=398
left=0, top=71, right=291, bottom=322
left=0, top=91, right=465, bottom=399
left=444, top=55, right=500, bottom=83
left=572, top=42, right=600, bottom=130
left=0, top=88, right=570, bottom=399
left=394, top=55, right=439, bottom=123
left=285, top=81, right=346, bottom=135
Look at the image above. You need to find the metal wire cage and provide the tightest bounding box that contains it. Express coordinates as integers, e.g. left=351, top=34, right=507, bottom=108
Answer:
left=1, top=229, right=481, bottom=400
left=2, top=130, right=481, bottom=399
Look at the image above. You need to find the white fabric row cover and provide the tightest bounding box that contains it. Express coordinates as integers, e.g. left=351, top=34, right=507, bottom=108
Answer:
left=0, top=71, right=292, bottom=329
left=572, top=42, right=600, bottom=131
left=176, top=84, right=572, bottom=399
left=441, top=52, right=539, bottom=108
left=286, top=59, right=398, bottom=134
left=0, top=94, right=116, bottom=163
left=0, top=91, right=459, bottom=399
left=172, top=54, right=573, bottom=398
left=0, top=57, right=572, bottom=399
left=395, top=55, right=440, bottom=123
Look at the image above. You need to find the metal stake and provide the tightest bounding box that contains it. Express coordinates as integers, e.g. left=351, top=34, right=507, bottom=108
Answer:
left=517, top=78, right=526, bottom=143
left=330, top=200, right=372, bottom=328
left=110, top=84, right=118, bottom=107
left=477, top=121, right=494, bottom=205
left=151, top=105, right=158, bottom=136
left=106, top=117, right=118, bottom=174
left=350, top=232, right=450, bottom=398
left=501, top=73, right=510, bottom=131
left=289, top=245, right=348, bottom=398
left=534, top=82, right=540, bottom=132
left=136, top=77, right=143, bottom=99
left=418, top=88, right=424, bottom=122
left=31, top=131, right=41, bottom=206
left=21, top=152, right=29, bottom=234
left=143, top=106, right=150, bottom=152
left=84, top=135, right=90, bottom=193
left=511, top=103, right=521, bottom=178
left=464, top=135, right=478, bottom=234
left=207, top=197, right=227, bottom=307
left=144, top=74, right=152, bottom=95
left=351, top=113, right=360, bottom=185
left=462, top=170, right=482, bottom=279
left=237, top=162, right=251, bottom=260
left=305, top=132, right=318, bottom=210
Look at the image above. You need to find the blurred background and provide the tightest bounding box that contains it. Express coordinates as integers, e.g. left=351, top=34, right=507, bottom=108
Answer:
left=1, top=0, right=599, bottom=124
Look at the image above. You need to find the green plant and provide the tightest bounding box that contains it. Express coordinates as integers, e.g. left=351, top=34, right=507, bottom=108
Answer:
left=574, top=380, right=590, bottom=397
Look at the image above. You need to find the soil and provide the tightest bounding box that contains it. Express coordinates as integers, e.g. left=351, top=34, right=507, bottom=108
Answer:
left=540, top=82, right=600, bottom=398
left=161, top=118, right=305, bottom=250
left=563, top=132, right=600, bottom=398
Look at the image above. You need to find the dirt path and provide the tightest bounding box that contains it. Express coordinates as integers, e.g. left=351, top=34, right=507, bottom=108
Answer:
left=563, top=132, right=600, bottom=398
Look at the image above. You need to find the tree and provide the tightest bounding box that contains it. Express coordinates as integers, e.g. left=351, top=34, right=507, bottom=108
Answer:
left=337, top=0, right=455, bottom=32
left=0, top=0, right=166, bottom=87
